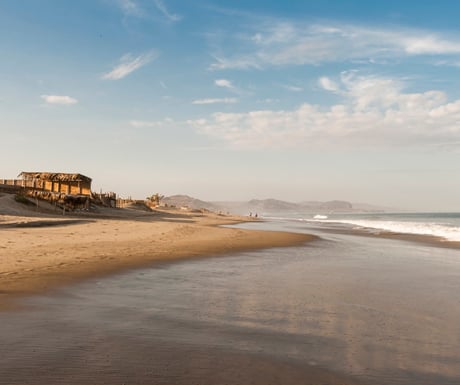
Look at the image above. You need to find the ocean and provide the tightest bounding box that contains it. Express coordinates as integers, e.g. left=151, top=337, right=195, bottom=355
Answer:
left=263, top=211, right=460, bottom=242
left=1, top=216, right=460, bottom=384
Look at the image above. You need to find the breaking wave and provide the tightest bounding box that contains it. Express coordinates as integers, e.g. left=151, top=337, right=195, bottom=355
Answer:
left=313, top=214, right=328, bottom=219
left=319, top=218, right=460, bottom=242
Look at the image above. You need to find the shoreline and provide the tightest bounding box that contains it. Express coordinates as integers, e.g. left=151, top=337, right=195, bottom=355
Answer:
left=0, top=209, right=316, bottom=310
left=315, top=225, right=460, bottom=249
left=3, top=206, right=459, bottom=384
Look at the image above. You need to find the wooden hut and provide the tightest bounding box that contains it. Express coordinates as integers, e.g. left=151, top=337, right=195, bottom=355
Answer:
left=18, top=172, right=92, bottom=196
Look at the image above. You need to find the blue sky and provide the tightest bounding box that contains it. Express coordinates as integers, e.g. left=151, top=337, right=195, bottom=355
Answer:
left=2, top=0, right=460, bottom=210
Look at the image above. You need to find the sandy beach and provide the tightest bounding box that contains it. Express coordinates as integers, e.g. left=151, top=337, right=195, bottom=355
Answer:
left=2, top=218, right=460, bottom=385
left=0, top=193, right=314, bottom=309
left=3, top=193, right=460, bottom=384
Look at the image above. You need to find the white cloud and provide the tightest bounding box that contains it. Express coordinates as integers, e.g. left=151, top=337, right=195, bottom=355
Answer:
left=41, top=95, right=78, bottom=105
left=192, top=98, right=238, bottom=105
left=130, top=118, right=173, bottom=127
left=102, top=51, right=157, bottom=80
left=153, top=0, right=181, bottom=22
left=283, top=84, right=303, bottom=92
left=188, top=73, right=460, bottom=149
left=258, top=98, right=280, bottom=104
left=210, top=21, right=460, bottom=69
left=318, top=77, right=339, bottom=92
left=403, top=36, right=460, bottom=54
left=215, top=79, right=234, bottom=89
left=434, top=59, right=460, bottom=68
left=214, top=78, right=248, bottom=96
left=118, top=0, right=143, bottom=17
left=210, top=55, right=261, bottom=71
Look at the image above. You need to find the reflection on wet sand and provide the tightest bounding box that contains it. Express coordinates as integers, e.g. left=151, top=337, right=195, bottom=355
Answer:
left=1, top=222, right=460, bottom=384
left=195, top=242, right=460, bottom=383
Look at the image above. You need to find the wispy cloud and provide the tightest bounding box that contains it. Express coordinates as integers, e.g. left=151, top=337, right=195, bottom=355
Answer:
left=210, top=20, right=460, bottom=70
left=282, top=84, right=303, bottom=92
left=153, top=0, right=182, bottom=22
left=403, top=35, right=460, bottom=54
left=188, top=72, right=460, bottom=149
left=318, top=77, right=339, bottom=92
left=215, top=79, right=234, bottom=89
left=214, top=78, right=249, bottom=96
left=117, top=0, right=143, bottom=17
left=434, top=59, right=460, bottom=68
left=210, top=55, right=261, bottom=71
left=41, top=95, right=78, bottom=105
left=102, top=51, right=157, bottom=80
left=258, top=98, right=280, bottom=104
left=192, top=98, right=238, bottom=105
left=130, top=118, right=173, bottom=127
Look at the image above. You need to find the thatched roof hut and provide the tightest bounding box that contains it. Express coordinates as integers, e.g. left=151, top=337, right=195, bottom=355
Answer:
left=18, top=172, right=92, bottom=183
left=18, top=172, right=92, bottom=196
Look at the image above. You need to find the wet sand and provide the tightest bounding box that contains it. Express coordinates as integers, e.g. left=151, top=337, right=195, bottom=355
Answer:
left=0, top=208, right=314, bottom=310
left=0, top=329, right=362, bottom=385
left=2, top=223, right=460, bottom=385
left=0, top=205, right=361, bottom=385
left=2, top=204, right=460, bottom=384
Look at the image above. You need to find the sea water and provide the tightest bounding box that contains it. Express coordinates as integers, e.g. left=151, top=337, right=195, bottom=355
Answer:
left=264, top=212, right=460, bottom=241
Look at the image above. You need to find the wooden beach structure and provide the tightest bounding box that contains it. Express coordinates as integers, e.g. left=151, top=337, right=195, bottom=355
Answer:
left=0, top=172, right=93, bottom=210
left=18, top=172, right=92, bottom=196
left=0, top=171, right=127, bottom=210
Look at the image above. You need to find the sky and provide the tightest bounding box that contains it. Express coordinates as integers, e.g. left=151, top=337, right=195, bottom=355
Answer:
left=1, top=0, right=460, bottom=210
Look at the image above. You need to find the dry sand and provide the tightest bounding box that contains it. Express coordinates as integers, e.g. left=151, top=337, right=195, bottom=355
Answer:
left=0, top=193, right=314, bottom=309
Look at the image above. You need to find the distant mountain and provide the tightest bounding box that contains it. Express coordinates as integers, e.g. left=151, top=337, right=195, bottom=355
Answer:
left=318, top=200, right=353, bottom=210
left=299, top=201, right=323, bottom=207
left=248, top=199, right=299, bottom=211
left=162, top=195, right=389, bottom=215
left=161, top=195, right=218, bottom=211
left=350, top=202, right=398, bottom=212
left=244, top=199, right=353, bottom=214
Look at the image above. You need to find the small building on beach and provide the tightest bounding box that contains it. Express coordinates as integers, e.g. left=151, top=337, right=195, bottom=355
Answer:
left=0, top=171, right=126, bottom=210
left=0, top=171, right=93, bottom=210
left=18, top=172, right=92, bottom=196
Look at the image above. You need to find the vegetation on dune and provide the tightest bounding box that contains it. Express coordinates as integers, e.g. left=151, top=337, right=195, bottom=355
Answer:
left=14, top=194, right=34, bottom=206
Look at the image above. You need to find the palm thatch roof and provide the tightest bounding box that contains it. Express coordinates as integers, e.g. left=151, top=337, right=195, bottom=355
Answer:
left=18, top=172, right=92, bottom=183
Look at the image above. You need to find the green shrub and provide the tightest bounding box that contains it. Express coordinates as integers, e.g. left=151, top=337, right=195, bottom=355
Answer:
left=15, top=194, right=33, bottom=205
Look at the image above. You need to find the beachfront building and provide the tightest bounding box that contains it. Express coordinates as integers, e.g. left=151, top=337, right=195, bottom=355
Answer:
left=18, top=172, right=92, bottom=196
left=0, top=172, right=93, bottom=210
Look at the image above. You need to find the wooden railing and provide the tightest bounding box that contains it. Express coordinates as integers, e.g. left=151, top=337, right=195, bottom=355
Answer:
left=0, top=179, right=25, bottom=186
left=0, top=179, right=44, bottom=188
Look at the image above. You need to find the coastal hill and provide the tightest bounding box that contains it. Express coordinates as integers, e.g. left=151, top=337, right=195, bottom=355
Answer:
left=161, top=195, right=219, bottom=212
left=162, top=195, right=388, bottom=215
left=0, top=190, right=388, bottom=217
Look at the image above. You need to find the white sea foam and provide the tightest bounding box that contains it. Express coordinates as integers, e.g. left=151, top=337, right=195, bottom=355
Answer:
left=321, top=219, right=460, bottom=242
left=258, top=213, right=460, bottom=242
